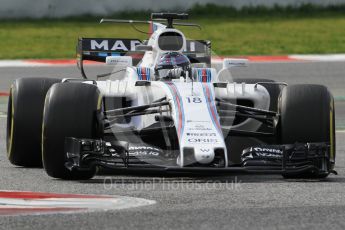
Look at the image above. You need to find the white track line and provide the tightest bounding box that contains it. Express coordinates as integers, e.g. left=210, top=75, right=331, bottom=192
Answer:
left=0, top=60, right=50, bottom=67
left=289, top=54, right=345, bottom=62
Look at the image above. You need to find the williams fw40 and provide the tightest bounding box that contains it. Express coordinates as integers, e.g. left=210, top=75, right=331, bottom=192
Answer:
left=7, top=13, right=336, bottom=179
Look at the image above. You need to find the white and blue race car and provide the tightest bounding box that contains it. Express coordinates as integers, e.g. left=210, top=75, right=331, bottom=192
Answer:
left=7, top=13, right=336, bottom=179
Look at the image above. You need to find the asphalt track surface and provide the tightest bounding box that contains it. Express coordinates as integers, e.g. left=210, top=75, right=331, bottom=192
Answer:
left=0, top=62, right=345, bottom=230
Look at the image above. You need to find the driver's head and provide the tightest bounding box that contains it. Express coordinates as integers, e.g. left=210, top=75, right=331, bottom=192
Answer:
left=155, top=52, right=191, bottom=80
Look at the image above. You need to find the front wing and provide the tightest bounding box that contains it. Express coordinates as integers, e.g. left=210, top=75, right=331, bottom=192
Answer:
left=65, top=137, right=336, bottom=178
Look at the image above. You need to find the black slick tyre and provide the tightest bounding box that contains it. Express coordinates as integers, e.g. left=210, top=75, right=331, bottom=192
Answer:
left=279, top=84, right=335, bottom=178
left=7, top=77, right=60, bottom=167
left=42, top=83, right=103, bottom=180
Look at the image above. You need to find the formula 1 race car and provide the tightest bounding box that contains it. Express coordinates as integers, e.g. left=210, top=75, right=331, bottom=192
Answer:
left=6, top=13, right=336, bottom=180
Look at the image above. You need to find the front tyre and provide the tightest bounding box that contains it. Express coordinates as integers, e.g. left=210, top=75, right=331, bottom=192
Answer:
left=279, top=84, right=335, bottom=178
left=42, top=83, right=103, bottom=179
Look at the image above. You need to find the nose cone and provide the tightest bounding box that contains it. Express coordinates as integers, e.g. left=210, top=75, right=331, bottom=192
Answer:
left=194, top=147, right=215, bottom=164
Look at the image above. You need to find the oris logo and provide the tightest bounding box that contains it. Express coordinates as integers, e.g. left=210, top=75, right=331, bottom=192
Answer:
left=188, top=138, right=219, bottom=143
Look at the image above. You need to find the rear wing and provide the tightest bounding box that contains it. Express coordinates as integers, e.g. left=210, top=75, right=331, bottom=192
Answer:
left=77, top=38, right=211, bottom=78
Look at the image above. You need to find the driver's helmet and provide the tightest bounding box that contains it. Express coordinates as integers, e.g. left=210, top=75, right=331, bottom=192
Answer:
left=155, top=52, right=191, bottom=80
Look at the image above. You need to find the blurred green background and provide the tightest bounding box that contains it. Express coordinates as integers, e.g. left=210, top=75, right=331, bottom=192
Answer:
left=1, top=4, right=345, bottom=59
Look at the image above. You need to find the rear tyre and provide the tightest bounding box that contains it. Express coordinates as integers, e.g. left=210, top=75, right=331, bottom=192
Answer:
left=6, top=77, right=61, bottom=167
left=279, top=84, right=335, bottom=178
left=42, top=83, right=103, bottom=180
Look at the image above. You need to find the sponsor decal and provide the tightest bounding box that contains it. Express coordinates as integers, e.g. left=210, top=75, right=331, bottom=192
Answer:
left=84, top=39, right=142, bottom=52
left=84, top=39, right=208, bottom=53
left=186, top=133, right=216, bottom=137
left=243, top=147, right=283, bottom=160
left=188, top=138, right=219, bottom=143
left=222, top=58, right=248, bottom=69
left=187, top=127, right=212, bottom=131
left=245, top=152, right=282, bottom=159
left=187, top=124, right=212, bottom=131
left=129, top=146, right=162, bottom=157
left=105, top=56, right=132, bottom=66
left=186, top=120, right=210, bottom=123
left=253, top=147, right=283, bottom=154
